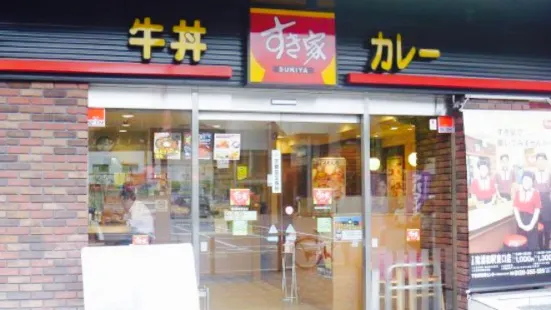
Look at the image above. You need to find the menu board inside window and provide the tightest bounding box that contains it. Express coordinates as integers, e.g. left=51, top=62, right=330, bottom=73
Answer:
left=465, top=109, right=551, bottom=291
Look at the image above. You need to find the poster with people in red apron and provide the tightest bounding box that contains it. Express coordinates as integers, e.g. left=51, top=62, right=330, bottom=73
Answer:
left=464, top=110, right=551, bottom=291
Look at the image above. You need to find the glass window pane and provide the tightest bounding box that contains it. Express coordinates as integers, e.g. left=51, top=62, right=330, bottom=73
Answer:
left=371, top=115, right=451, bottom=310
left=87, top=109, right=191, bottom=246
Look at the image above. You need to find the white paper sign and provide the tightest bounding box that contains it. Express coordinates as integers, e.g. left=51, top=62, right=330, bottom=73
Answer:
left=271, top=150, right=282, bottom=194
left=224, top=210, right=258, bottom=221
left=82, top=243, right=199, bottom=310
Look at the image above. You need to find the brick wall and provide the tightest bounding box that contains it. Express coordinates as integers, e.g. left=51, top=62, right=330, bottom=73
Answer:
left=0, top=82, right=88, bottom=309
left=416, top=114, right=469, bottom=310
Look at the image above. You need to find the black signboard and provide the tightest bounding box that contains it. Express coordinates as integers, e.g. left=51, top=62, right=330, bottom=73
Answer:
left=470, top=251, right=551, bottom=290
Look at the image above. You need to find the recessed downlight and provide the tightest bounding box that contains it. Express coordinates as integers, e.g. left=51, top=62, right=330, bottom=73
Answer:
left=122, top=114, right=134, bottom=119
left=119, top=129, right=127, bottom=133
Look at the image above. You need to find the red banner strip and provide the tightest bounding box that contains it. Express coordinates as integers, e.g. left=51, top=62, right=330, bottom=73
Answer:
left=348, top=73, right=551, bottom=92
left=0, top=59, right=232, bottom=79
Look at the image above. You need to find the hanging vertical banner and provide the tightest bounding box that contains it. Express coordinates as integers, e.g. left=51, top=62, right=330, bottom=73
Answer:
left=272, top=150, right=282, bottom=194
left=464, top=109, right=551, bottom=292
left=248, top=8, right=336, bottom=86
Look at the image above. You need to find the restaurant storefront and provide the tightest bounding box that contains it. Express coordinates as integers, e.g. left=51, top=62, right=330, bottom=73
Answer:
left=1, top=1, right=551, bottom=310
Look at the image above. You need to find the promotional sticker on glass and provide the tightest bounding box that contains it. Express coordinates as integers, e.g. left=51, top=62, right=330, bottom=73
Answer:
left=230, top=188, right=251, bottom=207
left=464, top=110, right=551, bottom=291
left=334, top=216, right=362, bottom=241
left=313, top=188, right=333, bottom=206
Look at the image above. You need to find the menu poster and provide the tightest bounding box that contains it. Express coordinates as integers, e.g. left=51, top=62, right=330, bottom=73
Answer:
left=183, top=132, right=213, bottom=160
left=154, top=132, right=182, bottom=160
left=214, top=134, right=241, bottom=161
left=183, top=133, right=192, bottom=160
left=230, top=188, right=251, bottom=207
left=464, top=110, right=551, bottom=291
left=312, top=158, right=346, bottom=201
left=199, top=133, right=213, bottom=160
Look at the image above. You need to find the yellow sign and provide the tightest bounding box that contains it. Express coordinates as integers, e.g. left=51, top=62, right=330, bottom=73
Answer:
left=129, top=17, right=207, bottom=62
left=371, top=32, right=440, bottom=72
left=237, top=165, right=248, bottom=181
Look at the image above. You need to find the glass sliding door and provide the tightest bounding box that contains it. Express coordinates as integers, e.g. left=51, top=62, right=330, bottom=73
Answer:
left=195, top=111, right=364, bottom=310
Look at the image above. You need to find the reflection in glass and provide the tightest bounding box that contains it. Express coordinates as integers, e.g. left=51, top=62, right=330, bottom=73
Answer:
left=371, top=116, right=450, bottom=310
left=198, top=117, right=363, bottom=310
left=87, top=109, right=192, bottom=246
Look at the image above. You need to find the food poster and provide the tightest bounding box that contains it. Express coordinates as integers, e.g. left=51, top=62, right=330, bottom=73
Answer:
left=464, top=109, right=551, bottom=291
left=214, top=134, right=241, bottom=161
left=312, top=158, right=346, bottom=202
left=183, top=133, right=192, bottom=159
left=386, top=155, right=404, bottom=212
left=183, top=132, right=213, bottom=160
left=154, top=132, right=182, bottom=160
left=313, top=188, right=333, bottom=205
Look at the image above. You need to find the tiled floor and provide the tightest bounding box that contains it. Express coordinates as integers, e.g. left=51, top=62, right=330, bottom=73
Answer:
left=204, top=270, right=333, bottom=310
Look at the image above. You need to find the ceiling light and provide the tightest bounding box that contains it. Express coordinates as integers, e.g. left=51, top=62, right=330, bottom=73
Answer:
left=408, top=127, right=413, bottom=131
left=119, top=129, right=127, bottom=133
left=212, top=124, right=221, bottom=129
left=277, top=135, right=285, bottom=139
left=122, top=114, right=134, bottom=119
left=370, top=158, right=381, bottom=171
left=408, top=152, right=417, bottom=167
left=390, top=127, right=398, bottom=131
left=122, top=121, right=130, bottom=127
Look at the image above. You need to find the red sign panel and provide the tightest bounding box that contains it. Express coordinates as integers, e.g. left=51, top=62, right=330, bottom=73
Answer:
left=313, top=188, right=333, bottom=205
left=249, top=8, right=336, bottom=86
left=132, top=235, right=150, bottom=245
left=88, top=108, right=105, bottom=127
left=406, top=228, right=421, bottom=242
left=437, top=115, right=455, bottom=133
left=230, top=189, right=251, bottom=206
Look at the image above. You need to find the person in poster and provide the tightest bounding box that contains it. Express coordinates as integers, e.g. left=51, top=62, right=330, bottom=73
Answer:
left=495, top=154, right=516, bottom=201
left=470, top=157, right=497, bottom=205
left=534, top=153, right=551, bottom=248
left=513, top=171, right=541, bottom=250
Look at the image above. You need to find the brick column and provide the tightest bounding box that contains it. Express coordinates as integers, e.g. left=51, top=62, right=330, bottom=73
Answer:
left=0, top=82, right=88, bottom=309
left=415, top=114, right=469, bottom=310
